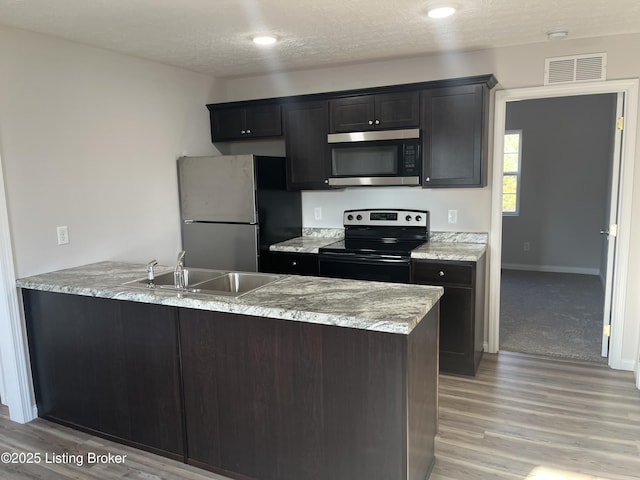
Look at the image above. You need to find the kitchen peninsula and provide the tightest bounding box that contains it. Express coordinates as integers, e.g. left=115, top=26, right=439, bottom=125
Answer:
left=17, top=261, right=443, bottom=480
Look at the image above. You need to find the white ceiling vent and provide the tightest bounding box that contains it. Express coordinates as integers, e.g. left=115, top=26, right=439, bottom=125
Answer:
left=544, top=53, right=607, bottom=85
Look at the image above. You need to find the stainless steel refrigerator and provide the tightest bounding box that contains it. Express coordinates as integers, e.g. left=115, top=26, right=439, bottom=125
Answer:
left=177, top=155, right=301, bottom=272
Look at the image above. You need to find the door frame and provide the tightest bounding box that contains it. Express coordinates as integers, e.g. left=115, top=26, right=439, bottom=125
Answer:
left=601, top=93, right=625, bottom=358
left=488, top=79, right=639, bottom=373
left=0, top=153, right=36, bottom=423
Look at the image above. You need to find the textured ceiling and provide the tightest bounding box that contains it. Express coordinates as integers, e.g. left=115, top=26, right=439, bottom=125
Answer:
left=1, top=0, right=640, bottom=78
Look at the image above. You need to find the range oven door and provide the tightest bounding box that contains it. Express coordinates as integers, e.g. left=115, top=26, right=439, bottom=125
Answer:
left=318, top=252, right=411, bottom=284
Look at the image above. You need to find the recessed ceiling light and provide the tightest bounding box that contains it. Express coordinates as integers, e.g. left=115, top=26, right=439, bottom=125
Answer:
left=252, top=35, right=278, bottom=46
left=427, top=6, right=456, bottom=18
left=547, top=30, right=569, bottom=40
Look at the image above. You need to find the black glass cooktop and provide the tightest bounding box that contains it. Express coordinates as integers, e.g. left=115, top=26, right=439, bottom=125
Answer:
left=320, top=233, right=427, bottom=257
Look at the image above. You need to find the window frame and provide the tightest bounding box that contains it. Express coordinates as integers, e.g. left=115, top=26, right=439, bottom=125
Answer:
left=502, top=130, right=522, bottom=216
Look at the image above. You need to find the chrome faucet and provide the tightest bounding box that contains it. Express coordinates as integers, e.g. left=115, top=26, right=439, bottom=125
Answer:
left=146, top=259, right=158, bottom=287
left=174, top=250, right=187, bottom=289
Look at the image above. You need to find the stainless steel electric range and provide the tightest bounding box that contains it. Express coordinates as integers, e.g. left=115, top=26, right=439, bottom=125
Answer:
left=318, top=209, right=429, bottom=283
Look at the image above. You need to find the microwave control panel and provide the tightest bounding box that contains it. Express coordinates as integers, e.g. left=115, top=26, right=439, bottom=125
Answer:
left=402, top=142, right=420, bottom=175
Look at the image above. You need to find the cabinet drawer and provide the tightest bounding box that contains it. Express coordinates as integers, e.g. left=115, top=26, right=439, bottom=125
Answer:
left=412, top=260, right=473, bottom=286
left=263, top=251, right=319, bottom=276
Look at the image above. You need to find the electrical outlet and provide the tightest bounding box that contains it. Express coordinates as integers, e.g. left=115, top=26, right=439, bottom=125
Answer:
left=314, top=207, right=322, bottom=221
left=57, top=226, right=69, bottom=245
left=447, top=209, right=458, bottom=224
left=523, top=242, right=531, bottom=251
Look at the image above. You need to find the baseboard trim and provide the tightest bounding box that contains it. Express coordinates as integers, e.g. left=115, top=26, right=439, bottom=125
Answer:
left=502, top=263, right=600, bottom=276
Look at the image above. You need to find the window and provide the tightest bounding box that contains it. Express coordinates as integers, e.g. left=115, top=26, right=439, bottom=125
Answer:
left=503, top=131, right=522, bottom=215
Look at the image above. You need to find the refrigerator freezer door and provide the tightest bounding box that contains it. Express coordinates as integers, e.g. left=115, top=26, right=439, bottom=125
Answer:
left=182, top=222, right=258, bottom=272
left=178, top=155, right=257, bottom=223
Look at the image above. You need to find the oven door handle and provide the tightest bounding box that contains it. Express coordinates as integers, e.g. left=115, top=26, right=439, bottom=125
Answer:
left=318, top=252, right=410, bottom=265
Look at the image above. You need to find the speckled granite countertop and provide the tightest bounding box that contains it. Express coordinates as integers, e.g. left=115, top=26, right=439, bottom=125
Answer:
left=269, top=236, right=339, bottom=254
left=410, top=242, right=486, bottom=262
left=16, top=261, right=443, bottom=335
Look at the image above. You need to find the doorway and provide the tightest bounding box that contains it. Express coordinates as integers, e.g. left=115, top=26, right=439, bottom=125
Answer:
left=488, top=79, right=639, bottom=372
left=499, top=94, right=617, bottom=362
left=0, top=152, right=35, bottom=422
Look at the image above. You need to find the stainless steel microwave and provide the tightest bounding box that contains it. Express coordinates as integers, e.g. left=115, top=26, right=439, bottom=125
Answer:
left=327, top=128, right=421, bottom=187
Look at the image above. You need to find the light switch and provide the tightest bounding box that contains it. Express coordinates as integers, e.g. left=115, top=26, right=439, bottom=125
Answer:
left=447, top=210, right=458, bottom=224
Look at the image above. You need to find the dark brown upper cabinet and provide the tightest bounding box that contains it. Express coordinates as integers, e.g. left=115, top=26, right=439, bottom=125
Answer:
left=208, top=103, right=282, bottom=141
left=283, top=100, right=332, bottom=190
left=329, top=91, right=419, bottom=133
left=421, top=84, right=489, bottom=187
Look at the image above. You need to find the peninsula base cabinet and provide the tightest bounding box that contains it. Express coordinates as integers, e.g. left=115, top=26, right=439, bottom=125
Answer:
left=22, top=289, right=439, bottom=480
left=22, top=290, right=185, bottom=459
left=180, top=307, right=438, bottom=480
left=412, top=254, right=486, bottom=375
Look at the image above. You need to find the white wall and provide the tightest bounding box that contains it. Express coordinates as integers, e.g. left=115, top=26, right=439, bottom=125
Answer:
left=0, top=25, right=221, bottom=277
left=218, top=33, right=640, bottom=369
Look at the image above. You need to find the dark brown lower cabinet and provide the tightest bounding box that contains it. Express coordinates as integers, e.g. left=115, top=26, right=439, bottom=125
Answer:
left=179, top=306, right=439, bottom=480
left=412, top=254, right=486, bottom=375
left=23, top=290, right=185, bottom=460
left=23, top=289, right=438, bottom=480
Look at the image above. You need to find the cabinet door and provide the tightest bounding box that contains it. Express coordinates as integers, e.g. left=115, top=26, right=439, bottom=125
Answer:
left=210, top=107, right=245, bottom=141
left=23, top=291, right=185, bottom=458
left=245, top=103, right=282, bottom=138
left=437, top=286, right=475, bottom=374
left=24, top=291, right=107, bottom=430
left=118, top=301, right=184, bottom=456
left=330, top=92, right=419, bottom=132
left=284, top=100, right=331, bottom=190
left=329, top=95, right=375, bottom=132
left=375, top=91, right=419, bottom=129
left=422, top=84, right=487, bottom=187
left=210, top=104, right=282, bottom=141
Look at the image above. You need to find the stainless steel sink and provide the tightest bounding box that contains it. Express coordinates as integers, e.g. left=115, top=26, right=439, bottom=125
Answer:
left=125, top=268, right=227, bottom=289
left=190, top=272, right=282, bottom=296
left=125, top=268, right=281, bottom=297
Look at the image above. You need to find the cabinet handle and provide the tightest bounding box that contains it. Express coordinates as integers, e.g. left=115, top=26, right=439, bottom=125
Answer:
left=375, top=119, right=380, bottom=125
left=241, top=130, right=246, bottom=134
left=324, top=179, right=329, bottom=184
left=439, top=271, right=445, bottom=277
left=292, top=261, right=297, bottom=266
left=368, top=120, right=373, bottom=125
left=246, top=129, right=251, bottom=134
left=425, top=177, right=431, bottom=182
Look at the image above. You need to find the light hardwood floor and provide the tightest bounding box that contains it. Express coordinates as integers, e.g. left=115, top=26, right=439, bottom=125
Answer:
left=432, top=352, right=640, bottom=480
left=1, top=352, right=639, bottom=480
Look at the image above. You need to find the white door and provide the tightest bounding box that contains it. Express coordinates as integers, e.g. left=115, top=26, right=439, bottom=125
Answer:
left=600, top=93, right=625, bottom=357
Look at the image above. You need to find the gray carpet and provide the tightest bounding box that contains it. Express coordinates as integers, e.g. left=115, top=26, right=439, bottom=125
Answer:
left=499, top=269, right=606, bottom=363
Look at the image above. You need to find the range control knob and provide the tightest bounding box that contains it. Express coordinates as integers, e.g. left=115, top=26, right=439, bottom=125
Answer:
left=347, top=214, right=354, bottom=221
left=356, top=214, right=363, bottom=221
left=405, top=215, right=412, bottom=221
left=416, top=215, right=422, bottom=222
